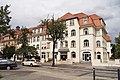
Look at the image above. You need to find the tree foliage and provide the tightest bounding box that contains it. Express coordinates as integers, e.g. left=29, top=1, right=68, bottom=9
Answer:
left=16, top=46, right=38, bottom=58
left=2, top=45, right=15, bottom=59
left=0, top=5, right=12, bottom=35
left=41, top=17, right=67, bottom=66
left=114, top=33, right=120, bottom=59
left=17, top=27, right=33, bottom=61
left=18, top=27, right=31, bottom=47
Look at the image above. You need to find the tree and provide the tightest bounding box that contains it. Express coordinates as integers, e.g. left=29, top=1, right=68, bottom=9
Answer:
left=41, top=17, right=67, bottom=66
left=114, top=33, right=120, bottom=59
left=17, top=27, right=32, bottom=61
left=110, top=44, right=115, bottom=59
left=2, top=45, right=15, bottom=59
left=0, top=5, right=12, bottom=35
left=16, top=46, right=38, bottom=60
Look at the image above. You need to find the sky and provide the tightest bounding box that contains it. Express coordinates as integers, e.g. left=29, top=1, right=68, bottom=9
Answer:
left=0, top=0, right=120, bottom=43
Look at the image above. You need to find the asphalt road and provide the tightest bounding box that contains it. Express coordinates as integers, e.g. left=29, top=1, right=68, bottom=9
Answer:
left=0, top=63, right=118, bottom=80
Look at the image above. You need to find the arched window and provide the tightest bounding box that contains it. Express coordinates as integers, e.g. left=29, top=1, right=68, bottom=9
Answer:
left=71, top=40, right=76, bottom=48
left=97, top=52, right=101, bottom=59
left=96, top=41, right=101, bottom=47
left=84, top=40, right=89, bottom=47
left=42, top=52, right=46, bottom=59
left=83, top=28, right=89, bottom=35
left=71, top=52, right=76, bottom=58
left=71, top=30, right=76, bottom=36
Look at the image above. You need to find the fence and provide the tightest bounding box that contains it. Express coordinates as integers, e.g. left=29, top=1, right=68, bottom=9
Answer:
left=93, top=68, right=119, bottom=80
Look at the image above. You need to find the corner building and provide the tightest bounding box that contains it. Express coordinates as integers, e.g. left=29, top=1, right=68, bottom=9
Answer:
left=29, top=12, right=112, bottom=65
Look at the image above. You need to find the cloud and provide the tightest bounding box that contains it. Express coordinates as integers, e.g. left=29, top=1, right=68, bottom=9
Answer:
left=0, top=0, right=120, bottom=43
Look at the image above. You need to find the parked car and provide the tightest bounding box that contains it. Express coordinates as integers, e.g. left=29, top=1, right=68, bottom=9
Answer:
left=22, top=59, right=41, bottom=67
left=0, top=59, right=17, bottom=70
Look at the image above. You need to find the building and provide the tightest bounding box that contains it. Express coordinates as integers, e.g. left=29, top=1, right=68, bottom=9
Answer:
left=0, top=12, right=112, bottom=65
left=29, top=12, right=112, bottom=64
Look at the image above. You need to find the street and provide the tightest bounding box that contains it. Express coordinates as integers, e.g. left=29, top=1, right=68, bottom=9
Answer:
left=0, top=63, right=118, bottom=80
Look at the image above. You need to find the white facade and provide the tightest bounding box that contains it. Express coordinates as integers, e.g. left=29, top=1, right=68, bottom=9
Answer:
left=29, top=13, right=112, bottom=65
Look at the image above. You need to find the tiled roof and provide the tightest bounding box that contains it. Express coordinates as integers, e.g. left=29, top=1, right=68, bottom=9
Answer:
left=59, top=12, right=76, bottom=20
left=59, top=12, right=105, bottom=27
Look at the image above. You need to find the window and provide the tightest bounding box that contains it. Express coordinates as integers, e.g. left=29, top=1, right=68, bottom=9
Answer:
left=65, top=30, right=68, bottom=37
left=96, top=30, right=100, bottom=36
left=71, top=40, right=76, bottom=48
left=42, top=52, right=46, bottom=59
left=71, top=30, right=76, bottom=36
left=37, top=44, right=39, bottom=49
left=44, top=28, right=47, bottom=33
left=84, top=40, right=89, bottom=47
left=47, top=42, right=50, bottom=49
left=33, top=45, right=35, bottom=48
left=42, top=36, right=45, bottom=41
left=37, top=36, right=40, bottom=42
left=65, top=41, right=68, bottom=47
left=70, top=19, right=74, bottom=26
left=83, top=28, right=88, bottom=35
left=96, top=41, right=101, bottom=47
left=97, top=52, right=101, bottom=59
left=71, top=52, right=76, bottom=58
left=83, top=17, right=88, bottom=24
left=38, top=28, right=42, bottom=33
left=55, top=42, right=58, bottom=48
left=33, top=29, right=36, bottom=33
left=33, top=37, right=36, bottom=42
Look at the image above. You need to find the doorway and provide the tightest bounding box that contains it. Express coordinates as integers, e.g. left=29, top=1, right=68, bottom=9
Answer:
left=82, top=52, right=91, bottom=62
left=60, top=52, right=67, bottom=61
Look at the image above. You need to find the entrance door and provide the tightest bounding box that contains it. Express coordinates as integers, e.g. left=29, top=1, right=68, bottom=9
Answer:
left=60, top=52, right=67, bottom=61
left=83, top=52, right=91, bottom=62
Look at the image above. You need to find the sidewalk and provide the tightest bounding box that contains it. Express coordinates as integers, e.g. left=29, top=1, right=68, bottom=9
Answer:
left=41, top=62, right=93, bottom=69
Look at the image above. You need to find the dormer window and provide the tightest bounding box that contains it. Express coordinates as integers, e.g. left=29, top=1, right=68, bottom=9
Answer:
left=70, top=19, right=74, bottom=26
left=83, top=17, right=88, bottom=24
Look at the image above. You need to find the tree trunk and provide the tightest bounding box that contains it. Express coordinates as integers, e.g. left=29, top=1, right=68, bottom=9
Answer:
left=52, top=41, right=56, bottom=67
left=22, top=53, right=25, bottom=61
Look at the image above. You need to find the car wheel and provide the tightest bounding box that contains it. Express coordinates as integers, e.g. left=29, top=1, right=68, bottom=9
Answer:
left=30, top=63, right=33, bottom=67
left=7, top=66, right=11, bottom=70
left=22, top=63, right=24, bottom=66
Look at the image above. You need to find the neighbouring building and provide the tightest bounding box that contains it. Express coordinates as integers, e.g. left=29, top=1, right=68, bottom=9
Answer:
left=0, top=12, right=112, bottom=65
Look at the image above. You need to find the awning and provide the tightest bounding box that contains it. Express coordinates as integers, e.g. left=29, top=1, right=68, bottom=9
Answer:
left=58, top=48, right=69, bottom=52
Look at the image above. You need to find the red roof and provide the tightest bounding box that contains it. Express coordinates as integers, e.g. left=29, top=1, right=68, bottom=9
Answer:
left=59, top=12, right=76, bottom=20
left=59, top=12, right=105, bottom=27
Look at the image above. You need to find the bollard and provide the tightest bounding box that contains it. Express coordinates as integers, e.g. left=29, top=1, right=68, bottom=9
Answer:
left=118, top=69, right=120, bottom=80
left=93, top=68, right=95, bottom=80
